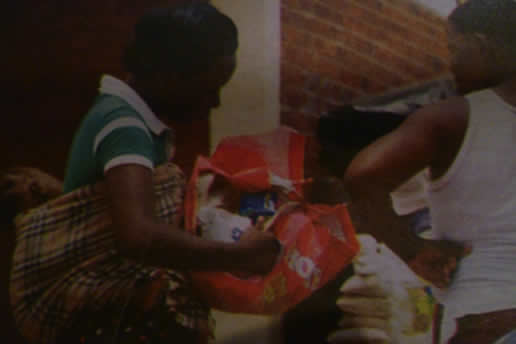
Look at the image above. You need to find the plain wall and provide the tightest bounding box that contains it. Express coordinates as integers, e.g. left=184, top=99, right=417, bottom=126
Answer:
left=209, top=1, right=283, bottom=343
left=210, top=0, right=281, bottom=152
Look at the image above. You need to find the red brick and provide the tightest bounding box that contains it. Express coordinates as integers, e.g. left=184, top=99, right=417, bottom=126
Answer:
left=302, top=16, right=340, bottom=40
left=281, top=43, right=318, bottom=71
left=397, top=0, right=426, bottom=17
left=303, top=95, right=326, bottom=114
left=364, top=12, right=413, bottom=41
left=390, top=0, right=448, bottom=34
left=320, top=0, right=353, bottom=12
left=296, top=0, right=316, bottom=11
left=319, top=81, right=358, bottom=104
left=335, top=31, right=376, bottom=55
left=281, top=0, right=299, bottom=9
left=280, top=0, right=450, bottom=129
left=280, top=5, right=292, bottom=24
left=333, top=46, right=404, bottom=86
left=370, top=30, right=449, bottom=70
left=281, top=6, right=310, bottom=27
left=354, top=0, right=384, bottom=11
left=281, top=110, right=320, bottom=135
left=312, top=2, right=343, bottom=24
left=315, top=53, right=393, bottom=93
left=280, top=62, right=310, bottom=87
left=339, top=3, right=373, bottom=21
left=282, top=84, right=331, bottom=116
left=396, top=0, right=442, bottom=23
left=339, top=14, right=387, bottom=43
left=356, top=63, right=406, bottom=88
left=311, top=36, right=340, bottom=59
left=282, top=25, right=314, bottom=48
left=314, top=57, right=342, bottom=80
left=339, top=69, right=372, bottom=91
left=281, top=86, right=311, bottom=109
left=394, top=39, right=449, bottom=73
left=390, top=34, right=448, bottom=62
left=372, top=47, right=435, bottom=80
left=323, top=41, right=407, bottom=86
left=339, top=2, right=448, bottom=58
left=371, top=2, right=446, bottom=40
left=293, top=4, right=431, bottom=64
left=304, top=73, right=324, bottom=92
left=366, top=82, right=392, bottom=95
left=282, top=8, right=335, bottom=40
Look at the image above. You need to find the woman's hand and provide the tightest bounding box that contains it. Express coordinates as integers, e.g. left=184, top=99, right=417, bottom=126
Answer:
left=232, top=218, right=282, bottom=276
left=408, top=239, right=472, bottom=288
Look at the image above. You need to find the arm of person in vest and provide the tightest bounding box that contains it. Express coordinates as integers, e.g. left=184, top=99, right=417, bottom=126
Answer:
left=343, top=97, right=471, bottom=289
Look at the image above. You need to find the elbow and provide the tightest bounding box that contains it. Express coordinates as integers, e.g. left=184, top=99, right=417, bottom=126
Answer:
left=343, top=162, right=371, bottom=201
left=343, top=163, right=362, bottom=186
left=112, top=220, right=152, bottom=260
left=344, top=161, right=401, bottom=203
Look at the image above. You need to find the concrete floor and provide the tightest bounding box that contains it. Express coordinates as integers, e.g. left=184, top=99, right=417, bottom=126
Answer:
left=213, top=311, right=284, bottom=344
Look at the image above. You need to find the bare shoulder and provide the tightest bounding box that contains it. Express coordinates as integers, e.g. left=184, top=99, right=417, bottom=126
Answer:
left=343, top=96, right=470, bottom=193
left=407, top=96, right=469, bottom=136
left=408, top=96, right=469, bottom=178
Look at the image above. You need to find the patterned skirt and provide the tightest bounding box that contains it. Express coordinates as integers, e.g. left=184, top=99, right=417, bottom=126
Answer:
left=10, top=163, right=214, bottom=344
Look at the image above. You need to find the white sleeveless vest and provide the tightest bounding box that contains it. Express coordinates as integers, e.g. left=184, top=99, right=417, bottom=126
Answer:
left=426, top=89, right=516, bottom=343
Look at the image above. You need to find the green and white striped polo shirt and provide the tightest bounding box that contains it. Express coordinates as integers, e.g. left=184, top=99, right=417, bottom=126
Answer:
left=63, top=75, right=173, bottom=193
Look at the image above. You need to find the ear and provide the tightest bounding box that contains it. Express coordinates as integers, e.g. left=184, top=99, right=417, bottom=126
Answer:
left=472, top=32, right=490, bottom=45
left=153, top=69, right=183, bottom=93
left=474, top=34, right=516, bottom=74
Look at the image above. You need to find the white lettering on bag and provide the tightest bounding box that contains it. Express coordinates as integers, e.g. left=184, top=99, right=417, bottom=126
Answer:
left=286, top=249, right=321, bottom=290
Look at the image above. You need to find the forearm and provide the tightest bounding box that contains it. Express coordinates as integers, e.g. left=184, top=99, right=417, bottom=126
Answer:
left=116, top=221, right=247, bottom=272
left=346, top=191, right=425, bottom=264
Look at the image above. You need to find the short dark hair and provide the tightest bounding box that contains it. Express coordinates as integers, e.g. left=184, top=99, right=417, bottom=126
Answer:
left=449, top=0, right=516, bottom=53
left=317, top=106, right=406, bottom=176
left=317, top=106, right=406, bottom=151
left=124, top=1, right=238, bottom=79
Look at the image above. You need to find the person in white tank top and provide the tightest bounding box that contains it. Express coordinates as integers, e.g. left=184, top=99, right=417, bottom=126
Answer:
left=341, top=1, right=516, bottom=343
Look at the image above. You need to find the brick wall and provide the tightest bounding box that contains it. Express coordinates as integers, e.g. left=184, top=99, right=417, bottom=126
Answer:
left=280, top=0, right=451, bottom=135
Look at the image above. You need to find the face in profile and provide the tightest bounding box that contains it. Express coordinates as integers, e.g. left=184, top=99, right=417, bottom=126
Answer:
left=154, top=54, right=237, bottom=121
left=447, top=23, right=512, bottom=93
left=447, top=25, right=489, bottom=93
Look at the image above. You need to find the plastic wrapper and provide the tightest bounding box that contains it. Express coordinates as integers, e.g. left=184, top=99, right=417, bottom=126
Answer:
left=197, top=207, right=252, bottom=243
left=327, top=328, right=391, bottom=343
left=330, top=234, right=434, bottom=344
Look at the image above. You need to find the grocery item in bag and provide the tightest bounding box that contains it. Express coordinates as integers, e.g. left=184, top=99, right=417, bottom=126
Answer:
left=197, top=207, right=252, bottom=243
left=330, top=234, right=434, bottom=344
left=184, top=127, right=359, bottom=314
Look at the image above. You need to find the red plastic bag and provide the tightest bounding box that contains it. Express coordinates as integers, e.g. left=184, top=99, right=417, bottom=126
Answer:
left=184, top=127, right=359, bottom=314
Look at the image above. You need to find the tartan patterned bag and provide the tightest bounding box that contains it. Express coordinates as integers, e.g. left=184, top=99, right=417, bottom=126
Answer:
left=10, top=163, right=211, bottom=344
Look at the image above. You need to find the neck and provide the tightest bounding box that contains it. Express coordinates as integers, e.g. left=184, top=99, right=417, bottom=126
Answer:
left=125, top=74, right=146, bottom=100
left=125, top=74, right=163, bottom=115
left=493, top=77, right=516, bottom=107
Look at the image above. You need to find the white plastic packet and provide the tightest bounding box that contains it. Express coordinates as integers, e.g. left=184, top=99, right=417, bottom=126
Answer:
left=327, top=328, right=391, bottom=343
left=197, top=207, right=251, bottom=243
left=330, top=234, right=434, bottom=344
